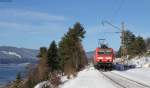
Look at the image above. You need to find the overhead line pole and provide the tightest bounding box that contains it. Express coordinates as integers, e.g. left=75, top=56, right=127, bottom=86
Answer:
left=121, top=22, right=126, bottom=64
left=101, top=21, right=126, bottom=64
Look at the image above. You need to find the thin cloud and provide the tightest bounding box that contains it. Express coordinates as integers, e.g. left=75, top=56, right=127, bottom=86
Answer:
left=0, top=21, right=66, bottom=33
left=0, top=8, right=67, bottom=33
left=0, top=8, right=66, bottom=23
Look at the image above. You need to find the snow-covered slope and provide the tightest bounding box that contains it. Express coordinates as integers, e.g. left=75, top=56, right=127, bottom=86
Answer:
left=34, top=81, right=51, bottom=88
left=115, top=56, right=150, bottom=68
left=128, top=56, right=150, bottom=68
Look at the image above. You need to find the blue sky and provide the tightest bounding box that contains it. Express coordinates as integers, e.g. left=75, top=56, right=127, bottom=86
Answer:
left=0, top=0, right=150, bottom=52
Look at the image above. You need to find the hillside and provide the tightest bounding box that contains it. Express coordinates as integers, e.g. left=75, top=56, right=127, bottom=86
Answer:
left=0, top=46, right=94, bottom=64
left=0, top=46, right=39, bottom=64
left=86, top=51, right=94, bottom=63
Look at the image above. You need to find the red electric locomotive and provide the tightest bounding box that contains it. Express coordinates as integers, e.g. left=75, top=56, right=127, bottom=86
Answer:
left=93, top=46, right=115, bottom=70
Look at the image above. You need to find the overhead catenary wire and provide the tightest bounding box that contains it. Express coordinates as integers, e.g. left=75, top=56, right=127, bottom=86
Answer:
left=110, top=0, right=124, bottom=21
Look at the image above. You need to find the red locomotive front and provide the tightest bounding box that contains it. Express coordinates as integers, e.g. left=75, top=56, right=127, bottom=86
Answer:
left=94, top=47, right=114, bottom=70
left=95, top=48, right=114, bottom=63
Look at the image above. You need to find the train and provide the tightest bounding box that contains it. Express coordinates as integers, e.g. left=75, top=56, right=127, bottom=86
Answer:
left=93, top=46, right=115, bottom=71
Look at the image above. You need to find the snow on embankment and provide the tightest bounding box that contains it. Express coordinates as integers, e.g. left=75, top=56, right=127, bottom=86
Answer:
left=60, top=66, right=116, bottom=88
left=115, top=56, right=150, bottom=68
left=112, top=68, right=150, bottom=86
left=128, top=56, right=150, bottom=68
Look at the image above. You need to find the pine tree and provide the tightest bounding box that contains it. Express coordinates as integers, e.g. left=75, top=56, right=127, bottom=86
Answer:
left=117, top=30, right=136, bottom=57
left=59, top=22, right=87, bottom=77
left=16, top=72, right=21, bottom=83
left=38, top=47, right=49, bottom=80
left=11, top=72, right=22, bottom=88
left=23, top=47, right=49, bottom=88
left=47, top=40, right=60, bottom=73
left=123, top=30, right=135, bottom=55
left=127, top=36, right=146, bottom=58
left=68, top=22, right=87, bottom=70
left=38, top=47, right=47, bottom=58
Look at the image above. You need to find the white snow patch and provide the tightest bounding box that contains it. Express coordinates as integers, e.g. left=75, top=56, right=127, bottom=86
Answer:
left=34, top=81, right=51, bottom=88
left=128, top=56, right=150, bottom=68
left=60, top=66, right=116, bottom=88
left=115, top=56, right=150, bottom=68
left=112, top=68, right=150, bottom=86
left=0, top=51, right=21, bottom=58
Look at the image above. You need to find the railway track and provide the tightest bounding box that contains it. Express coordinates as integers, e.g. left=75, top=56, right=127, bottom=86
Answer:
left=99, top=71, right=150, bottom=88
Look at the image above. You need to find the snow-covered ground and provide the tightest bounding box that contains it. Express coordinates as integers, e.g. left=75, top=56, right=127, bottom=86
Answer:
left=112, top=56, right=150, bottom=87
left=129, top=56, right=150, bottom=67
left=35, top=65, right=150, bottom=88
left=115, top=56, right=150, bottom=68
left=60, top=66, right=116, bottom=88
left=112, top=68, right=150, bottom=86
left=35, top=56, right=150, bottom=88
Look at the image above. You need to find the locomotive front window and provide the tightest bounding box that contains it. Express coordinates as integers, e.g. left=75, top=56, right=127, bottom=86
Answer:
left=98, top=51, right=105, bottom=54
left=105, top=50, right=112, bottom=54
left=98, top=49, right=112, bottom=55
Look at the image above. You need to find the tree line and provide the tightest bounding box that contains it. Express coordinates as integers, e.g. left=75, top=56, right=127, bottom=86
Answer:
left=8, top=22, right=88, bottom=88
left=117, top=30, right=150, bottom=58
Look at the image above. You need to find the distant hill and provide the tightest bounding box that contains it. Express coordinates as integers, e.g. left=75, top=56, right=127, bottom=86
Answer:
left=86, top=51, right=94, bottom=63
left=0, top=46, right=39, bottom=64
left=86, top=51, right=94, bottom=58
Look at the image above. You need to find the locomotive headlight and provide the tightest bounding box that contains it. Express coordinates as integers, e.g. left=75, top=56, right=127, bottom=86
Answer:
left=106, top=57, right=111, bottom=59
left=98, top=57, right=103, bottom=59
